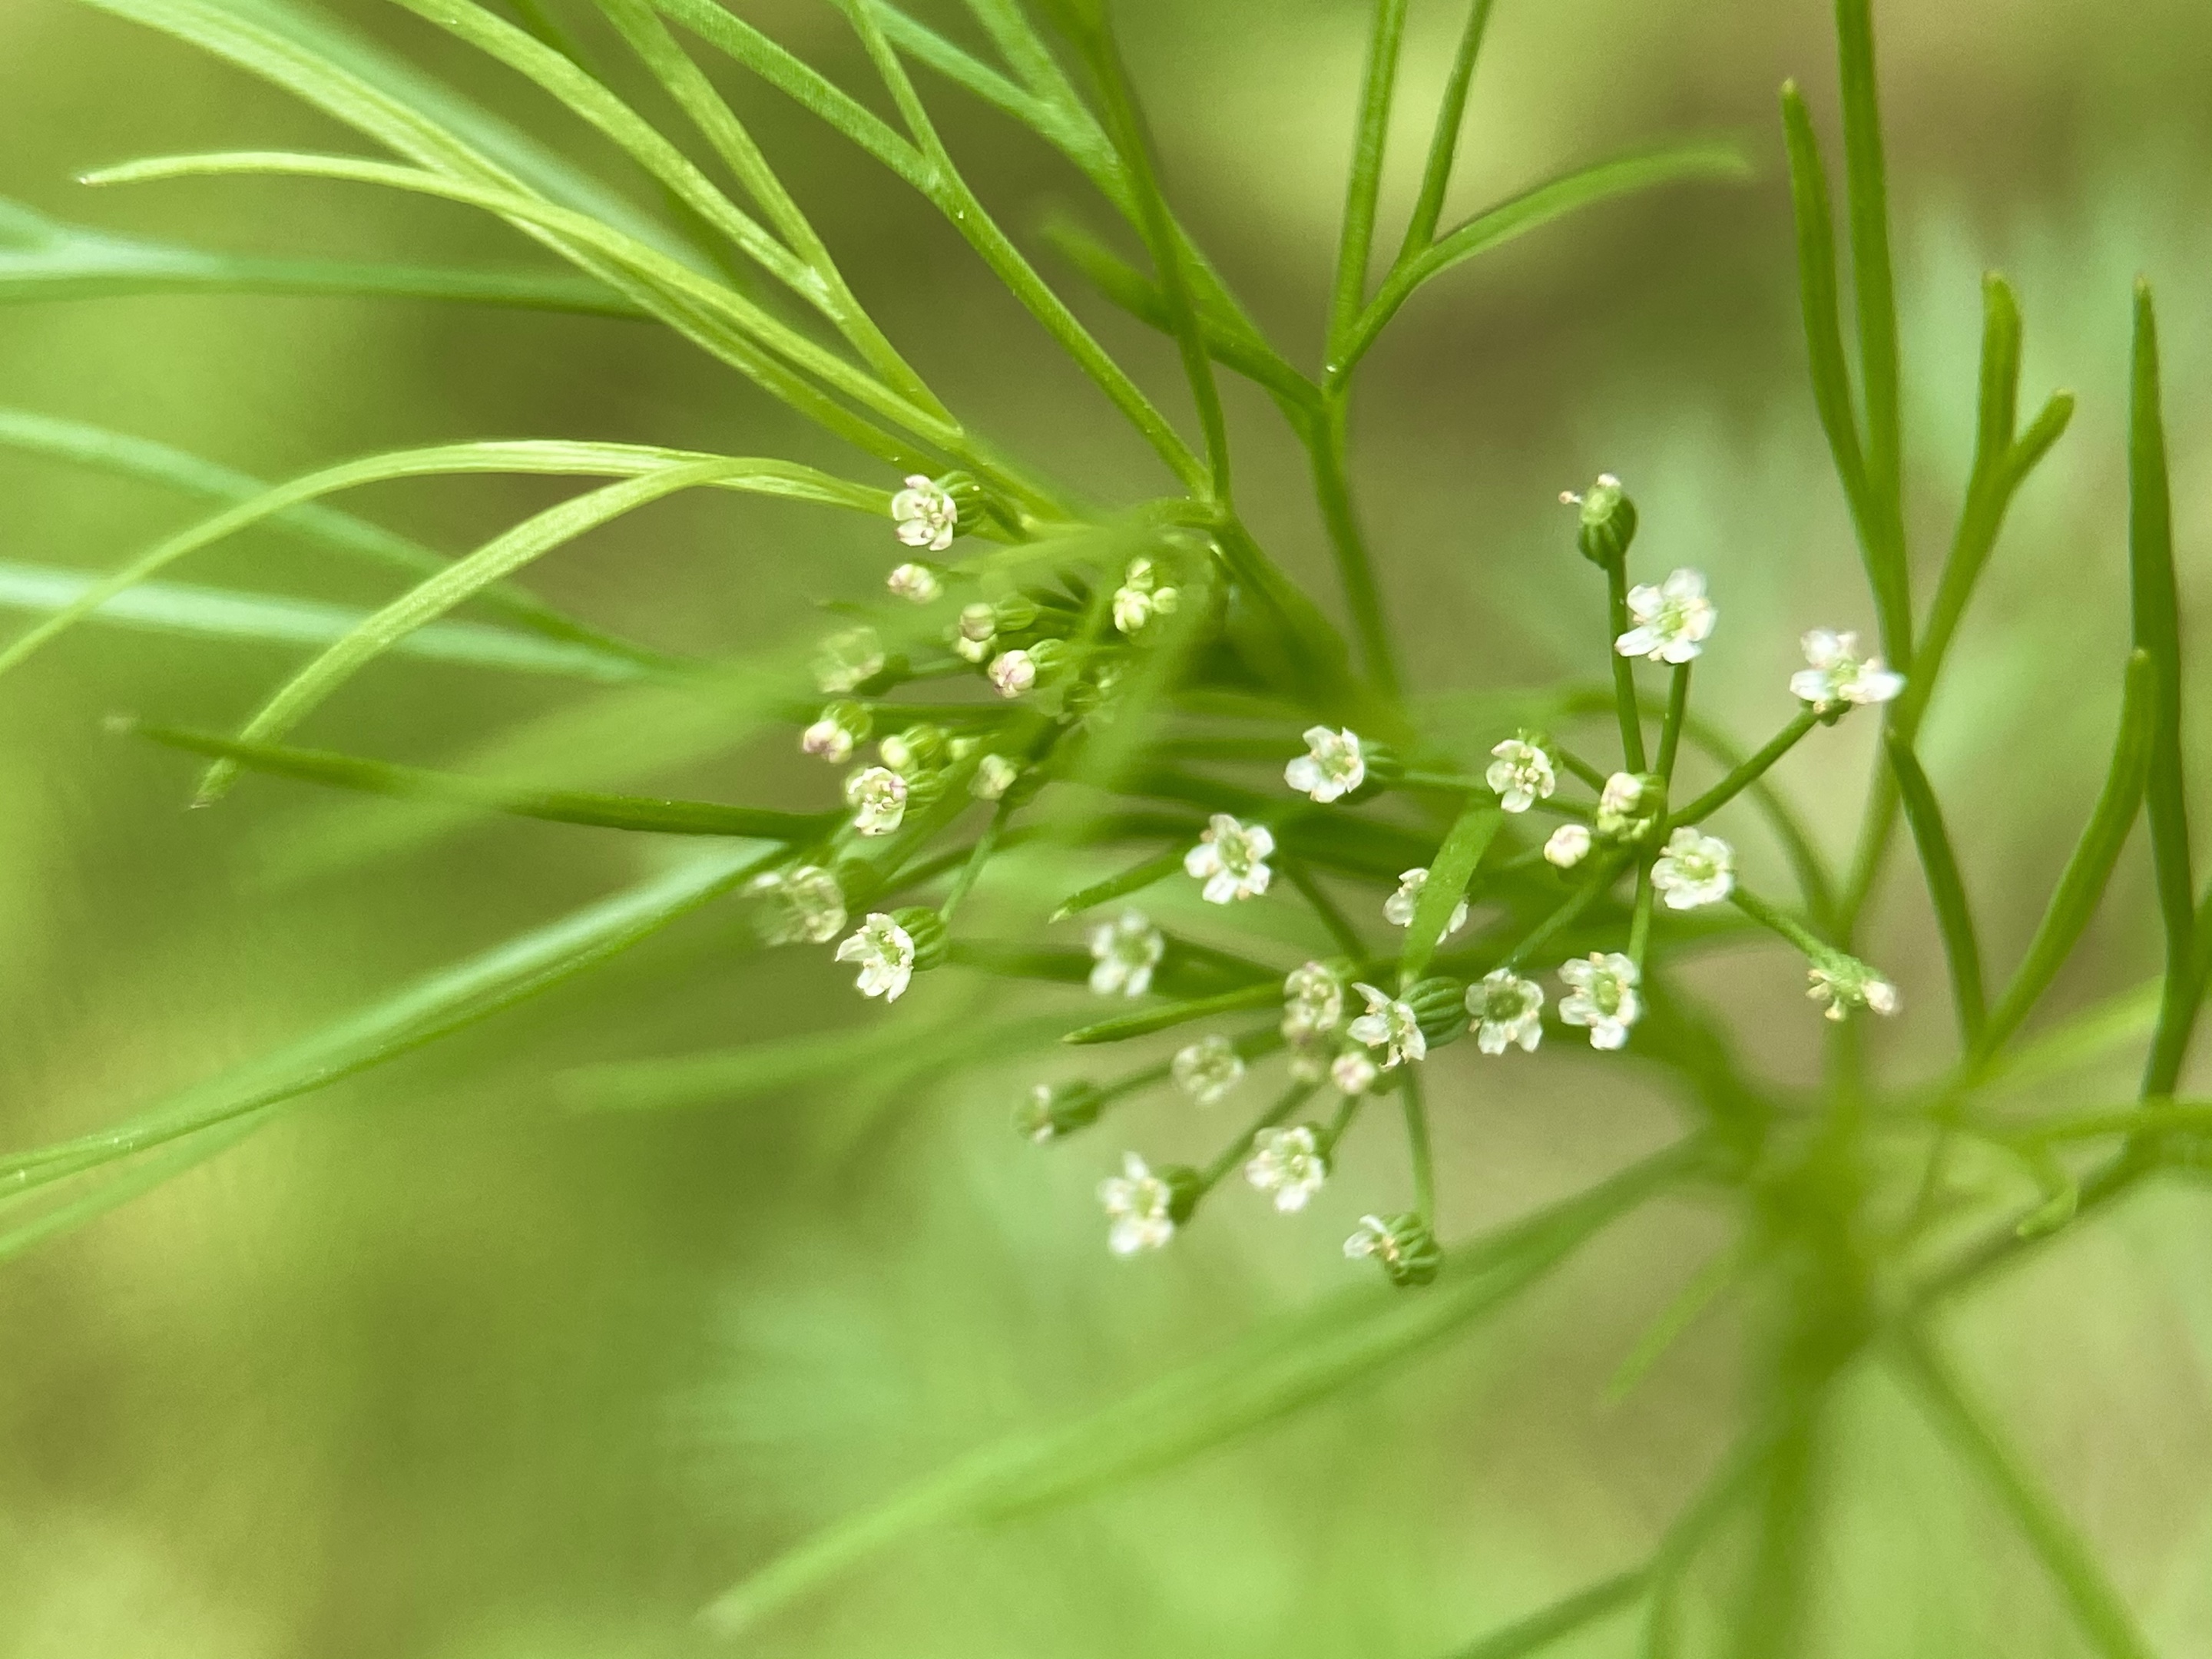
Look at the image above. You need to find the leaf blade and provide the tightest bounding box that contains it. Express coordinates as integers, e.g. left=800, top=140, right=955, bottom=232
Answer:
left=1401, top=802, right=1502, bottom=985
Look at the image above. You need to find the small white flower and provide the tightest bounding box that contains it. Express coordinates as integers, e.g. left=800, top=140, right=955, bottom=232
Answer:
left=1342, top=1214, right=1402, bottom=1263
left=1807, top=962, right=1902, bottom=1022
left=891, top=474, right=959, bottom=552
left=1111, top=557, right=1181, bottom=634
left=834, top=912, right=916, bottom=1002
left=1790, top=628, right=1905, bottom=714
left=1282, top=961, right=1345, bottom=1036
left=1184, top=814, right=1274, bottom=903
left=1651, top=827, right=1736, bottom=910
left=971, top=753, right=1020, bottom=800
left=1558, top=952, right=1641, bottom=1051
left=1348, top=982, right=1426, bottom=1069
left=1597, top=772, right=1657, bottom=841
left=951, top=601, right=996, bottom=663
left=1285, top=726, right=1366, bottom=803
left=845, top=765, right=909, bottom=836
left=1173, top=1033, right=1246, bottom=1104
left=1088, top=909, right=1164, bottom=998
left=1545, top=823, right=1593, bottom=868
left=814, top=627, right=884, bottom=694
left=1615, top=568, right=1717, bottom=664
left=1485, top=739, right=1557, bottom=814
left=886, top=561, right=941, bottom=603
left=987, top=649, right=1037, bottom=698
left=1245, top=1125, right=1328, bottom=1213
left=1383, top=868, right=1469, bottom=939
left=1330, top=1048, right=1380, bottom=1096
left=1098, top=1153, right=1176, bottom=1255
left=800, top=717, right=854, bottom=764
left=748, top=863, right=847, bottom=945
left=1465, top=969, right=1545, bottom=1055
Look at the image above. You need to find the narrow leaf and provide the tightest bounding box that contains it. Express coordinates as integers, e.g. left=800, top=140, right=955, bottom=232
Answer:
left=1836, top=0, right=1905, bottom=605
left=131, top=724, right=838, bottom=839
left=1326, top=0, right=1412, bottom=363
left=1885, top=735, right=1986, bottom=1046
left=1981, top=651, right=2156, bottom=1057
left=1398, top=0, right=1499, bottom=258
left=1049, top=846, right=1187, bottom=922
left=1402, top=803, right=1502, bottom=985
left=1060, top=981, right=1280, bottom=1046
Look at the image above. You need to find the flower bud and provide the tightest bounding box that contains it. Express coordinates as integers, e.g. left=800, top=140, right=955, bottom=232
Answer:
left=801, top=700, right=872, bottom=763
left=1564, top=472, right=1637, bottom=568
left=992, top=594, right=1041, bottom=634
left=878, top=723, right=948, bottom=775
left=1402, top=976, right=1470, bottom=1051
left=888, top=906, right=949, bottom=971
left=901, top=769, right=949, bottom=809
left=1343, top=1211, right=1442, bottom=1287
left=1014, top=1081, right=1103, bottom=1143
left=1157, top=1164, right=1206, bottom=1225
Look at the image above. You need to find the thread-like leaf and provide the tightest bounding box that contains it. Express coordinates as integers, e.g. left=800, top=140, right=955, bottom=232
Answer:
left=1885, top=735, right=1986, bottom=1046
left=131, top=724, right=839, bottom=839
left=1060, top=980, right=1281, bottom=1046
left=1397, top=0, right=1499, bottom=258
left=702, top=1141, right=1699, bottom=1633
left=1049, top=846, right=1187, bottom=922
left=1981, top=651, right=2157, bottom=1057
left=1326, top=0, right=1412, bottom=364
left=1342, top=140, right=1751, bottom=378
left=0, top=842, right=780, bottom=1203
left=1402, top=802, right=1502, bottom=985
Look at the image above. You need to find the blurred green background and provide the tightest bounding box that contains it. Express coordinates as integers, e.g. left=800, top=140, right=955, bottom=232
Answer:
left=0, top=0, right=2207, bottom=1653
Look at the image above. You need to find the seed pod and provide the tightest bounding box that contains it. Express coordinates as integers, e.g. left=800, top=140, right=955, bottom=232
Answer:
left=1403, top=976, right=1471, bottom=1050
left=889, top=906, right=949, bottom=971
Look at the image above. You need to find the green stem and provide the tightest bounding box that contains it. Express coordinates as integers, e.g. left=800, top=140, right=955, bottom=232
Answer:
left=1628, top=861, right=1657, bottom=972
left=1327, top=0, right=1412, bottom=368
left=1307, top=396, right=1399, bottom=697
left=1655, top=662, right=1692, bottom=782
left=1397, top=0, right=1499, bottom=259
left=1729, top=885, right=1833, bottom=963
left=1317, top=1088, right=1367, bottom=1157
left=1669, top=708, right=1822, bottom=828
left=1283, top=856, right=1369, bottom=959
left=1401, top=1065, right=1434, bottom=1217
left=1503, top=853, right=1630, bottom=971
left=1607, top=561, right=1649, bottom=771
left=1200, top=1081, right=1317, bottom=1190
left=1554, top=742, right=1611, bottom=792
left=937, top=798, right=1012, bottom=923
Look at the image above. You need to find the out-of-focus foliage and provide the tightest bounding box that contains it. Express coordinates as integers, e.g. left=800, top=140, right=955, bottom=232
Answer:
left=0, top=2, right=2207, bottom=1656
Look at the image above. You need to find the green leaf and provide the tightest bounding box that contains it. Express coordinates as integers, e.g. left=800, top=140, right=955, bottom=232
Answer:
left=1048, top=846, right=1187, bottom=922
left=0, top=841, right=780, bottom=1207
left=1401, top=802, right=1502, bottom=985
left=1884, top=735, right=1986, bottom=1047
left=1980, top=651, right=2157, bottom=1058
left=2128, top=283, right=2201, bottom=1099
left=0, top=560, right=655, bottom=683
left=1340, top=139, right=1751, bottom=379
left=702, top=1141, right=1699, bottom=1634
left=1397, top=0, right=1498, bottom=258
left=130, top=723, right=839, bottom=839
left=196, top=455, right=848, bottom=800
left=0, top=404, right=674, bottom=661
left=0, top=196, right=640, bottom=313
left=0, top=435, right=879, bottom=684
left=1060, top=980, right=1281, bottom=1046
left=1326, top=0, right=1412, bottom=363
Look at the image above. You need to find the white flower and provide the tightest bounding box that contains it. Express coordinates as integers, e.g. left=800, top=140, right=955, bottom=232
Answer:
left=1098, top=1153, right=1176, bottom=1255
left=1245, top=1126, right=1328, bottom=1214
left=1597, top=772, right=1657, bottom=841
left=951, top=601, right=996, bottom=663
left=1558, top=952, right=1641, bottom=1051
left=1111, top=556, right=1180, bottom=634
left=748, top=863, right=846, bottom=945
left=1331, top=1048, right=1379, bottom=1096
left=971, top=753, right=1020, bottom=800
left=1088, top=909, right=1164, bottom=997
left=987, top=649, right=1037, bottom=698
left=1807, top=962, right=1902, bottom=1022
left=800, top=717, right=854, bottom=764
left=1545, top=823, right=1593, bottom=868
left=1282, top=961, right=1345, bottom=1036
left=1173, top=1033, right=1246, bottom=1104
left=1615, top=568, right=1717, bottom=664
left=1348, top=982, right=1426, bottom=1069
left=1465, top=969, right=1545, bottom=1055
left=845, top=765, right=909, bottom=836
left=1485, top=738, right=1557, bottom=813
left=1184, top=814, right=1274, bottom=903
left=1286, top=726, right=1366, bottom=803
left=1651, top=827, right=1736, bottom=910
left=891, top=474, right=959, bottom=551
left=814, top=627, right=884, bottom=694
left=886, top=561, right=941, bottom=603
left=834, top=912, right=916, bottom=1002
left=1790, top=628, right=1905, bottom=714
left=1342, top=1214, right=1406, bottom=1264
left=1383, top=868, right=1469, bottom=939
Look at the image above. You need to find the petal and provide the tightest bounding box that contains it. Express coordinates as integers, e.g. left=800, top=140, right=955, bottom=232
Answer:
left=1615, top=626, right=1660, bottom=658
left=1662, top=568, right=1705, bottom=600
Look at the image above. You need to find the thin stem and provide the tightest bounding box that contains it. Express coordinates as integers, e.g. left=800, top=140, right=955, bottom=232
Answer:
left=1200, top=1081, right=1317, bottom=1190
left=1628, top=861, right=1657, bottom=971
left=1307, top=398, right=1400, bottom=697
left=936, top=800, right=1012, bottom=923
left=1401, top=1065, right=1435, bottom=1217
left=1317, top=1088, right=1367, bottom=1157
left=1398, top=0, right=1499, bottom=260
left=1283, top=856, right=1369, bottom=958
left=1503, top=853, right=1630, bottom=971
left=1327, top=0, right=1412, bottom=369
left=1670, top=709, right=1822, bottom=828
left=1607, top=562, right=1649, bottom=771
left=1729, top=885, right=1833, bottom=963
left=1655, top=661, right=1693, bottom=783
left=1554, top=742, right=1611, bottom=792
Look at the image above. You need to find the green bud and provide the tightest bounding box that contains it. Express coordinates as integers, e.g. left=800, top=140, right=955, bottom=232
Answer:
left=1014, top=1081, right=1102, bottom=1143
left=889, top=906, right=949, bottom=971
left=992, top=594, right=1041, bottom=634
left=1347, top=1211, right=1442, bottom=1287
left=878, top=723, right=948, bottom=775
left=901, top=769, right=949, bottom=809
left=934, top=470, right=987, bottom=529
left=1159, top=1164, right=1206, bottom=1225
left=1566, top=472, right=1637, bottom=568
left=1403, top=977, right=1470, bottom=1050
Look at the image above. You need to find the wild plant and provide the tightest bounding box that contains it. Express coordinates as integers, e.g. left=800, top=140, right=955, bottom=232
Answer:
left=0, top=0, right=2200, bottom=1653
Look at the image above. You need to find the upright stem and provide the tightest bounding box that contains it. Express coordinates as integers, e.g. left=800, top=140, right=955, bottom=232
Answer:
left=1656, top=662, right=1693, bottom=783
left=1308, top=396, right=1400, bottom=698
left=1401, top=1066, right=1435, bottom=1217
left=1607, top=561, right=1649, bottom=771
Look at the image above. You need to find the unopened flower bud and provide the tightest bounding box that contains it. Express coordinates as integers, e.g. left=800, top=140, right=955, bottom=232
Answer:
left=887, top=906, right=949, bottom=972
left=1402, top=977, right=1470, bottom=1051
left=1015, top=1081, right=1102, bottom=1142
left=1343, top=1211, right=1442, bottom=1287
left=1561, top=472, right=1637, bottom=568
left=878, top=723, right=948, bottom=775
left=992, top=594, right=1041, bottom=634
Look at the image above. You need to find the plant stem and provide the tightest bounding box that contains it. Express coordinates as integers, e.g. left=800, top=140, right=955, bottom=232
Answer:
left=1628, top=861, right=1657, bottom=971
left=1283, top=855, right=1368, bottom=958
left=1553, top=742, right=1610, bottom=791
left=1308, top=396, right=1400, bottom=697
left=1397, top=0, right=1498, bottom=260
left=1502, top=853, right=1629, bottom=971
left=1655, top=661, right=1692, bottom=783
left=936, top=798, right=1011, bottom=922
left=1200, top=1081, right=1316, bottom=1190
left=1728, top=885, right=1833, bottom=963
left=1327, top=0, right=1412, bottom=367
left=1318, top=1088, right=1367, bottom=1157
left=1670, top=708, right=1821, bottom=827
left=1401, top=1065, right=1435, bottom=1217
left=1606, top=561, right=1649, bottom=771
